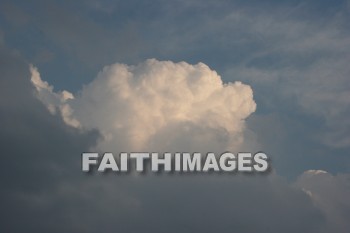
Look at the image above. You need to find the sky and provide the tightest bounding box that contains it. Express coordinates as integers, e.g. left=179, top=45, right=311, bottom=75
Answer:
left=1, top=0, right=350, bottom=232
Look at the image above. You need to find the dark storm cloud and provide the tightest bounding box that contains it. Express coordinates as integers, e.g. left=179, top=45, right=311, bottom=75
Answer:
left=0, top=47, right=98, bottom=232
left=45, top=175, right=325, bottom=233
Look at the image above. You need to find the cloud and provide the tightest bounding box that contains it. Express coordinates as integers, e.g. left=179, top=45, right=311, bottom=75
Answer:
left=223, top=5, right=350, bottom=149
left=19, top=174, right=324, bottom=233
left=0, top=46, right=98, bottom=232
left=30, top=65, right=81, bottom=128
left=31, top=59, right=256, bottom=152
left=0, top=50, right=325, bottom=233
left=295, top=170, right=350, bottom=233
left=1, top=2, right=349, bottom=232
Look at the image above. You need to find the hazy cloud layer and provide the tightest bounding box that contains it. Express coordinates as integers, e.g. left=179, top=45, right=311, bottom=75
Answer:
left=219, top=3, right=350, bottom=149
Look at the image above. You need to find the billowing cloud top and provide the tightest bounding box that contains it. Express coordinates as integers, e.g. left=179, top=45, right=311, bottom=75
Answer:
left=31, top=59, right=256, bottom=152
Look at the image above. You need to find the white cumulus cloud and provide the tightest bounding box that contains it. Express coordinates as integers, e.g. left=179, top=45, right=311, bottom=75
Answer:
left=31, top=59, right=256, bottom=152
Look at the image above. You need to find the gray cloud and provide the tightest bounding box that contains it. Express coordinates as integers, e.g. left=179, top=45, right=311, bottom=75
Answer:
left=0, top=46, right=98, bottom=232
left=296, top=170, right=350, bottom=233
